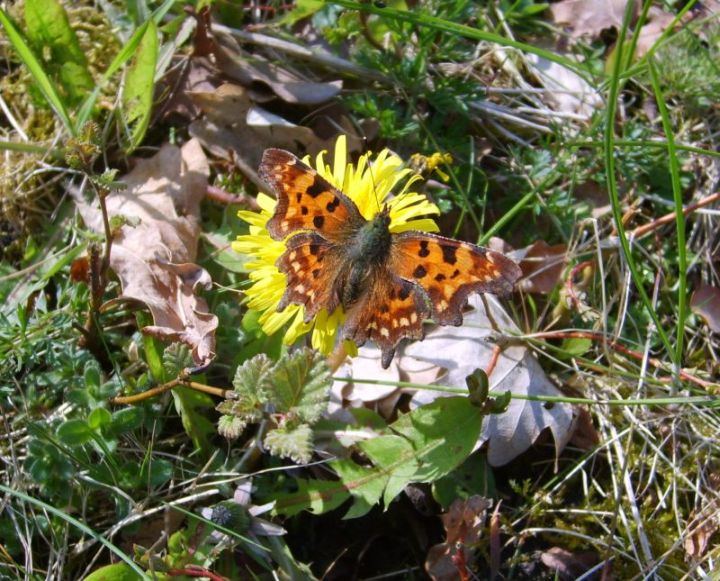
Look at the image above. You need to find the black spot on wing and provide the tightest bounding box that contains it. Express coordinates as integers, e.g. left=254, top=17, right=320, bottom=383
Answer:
left=418, top=240, right=430, bottom=257
left=326, top=197, right=340, bottom=213
left=413, top=265, right=427, bottom=279
left=441, top=244, right=457, bottom=265
left=435, top=273, right=446, bottom=282
left=301, top=206, right=309, bottom=215
left=309, top=244, right=320, bottom=255
left=307, top=176, right=326, bottom=198
left=312, top=269, right=321, bottom=279
left=296, top=192, right=302, bottom=203
left=313, top=215, right=325, bottom=229
left=399, top=284, right=411, bottom=300
left=450, top=269, right=460, bottom=279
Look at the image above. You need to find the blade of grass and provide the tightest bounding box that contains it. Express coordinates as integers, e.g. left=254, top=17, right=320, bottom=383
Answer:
left=335, top=377, right=719, bottom=407
left=0, top=484, right=150, bottom=579
left=24, top=0, right=94, bottom=106
left=75, top=20, right=149, bottom=128
left=0, top=8, right=75, bottom=135
left=603, top=0, right=675, bottom=364
left=647, top=60, right=687, bottom=376
left=566, top=140, right=720, bottom=159
left=120, top=19, right=158, bottom=152
left=329, top=0, right=594, bottom=81
left=621, top=0, right=700, bottom=80
left=478, top=167, right=565, bottom=245
left=76, top=0, right=178, bottom=127
left=0, top=140, right=50, bottom=155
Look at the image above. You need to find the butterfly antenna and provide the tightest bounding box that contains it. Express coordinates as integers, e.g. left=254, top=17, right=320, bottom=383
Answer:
left=365, top=149, right=385, bottom=214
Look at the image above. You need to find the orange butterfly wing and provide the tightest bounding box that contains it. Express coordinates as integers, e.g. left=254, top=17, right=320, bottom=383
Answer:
left=258, top=147, right=522, bottom=369
left=259, top=148, right=364, bottom=243
left=389, top=232, right=522, bottom=326
left=275, top=233, right=346, bottom=321
left=343, top=270, right=431, bottom=368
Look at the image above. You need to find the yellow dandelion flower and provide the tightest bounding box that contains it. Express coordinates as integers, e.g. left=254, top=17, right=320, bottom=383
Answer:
left=232, top=135, right=441, bottom=356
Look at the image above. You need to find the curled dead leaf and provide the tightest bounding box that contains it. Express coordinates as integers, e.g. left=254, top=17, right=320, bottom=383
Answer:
left=516, top=240, right=568, bottom=295
left=75, top=139, right=218, bottom=366
left=213, top=29, right=342, bottom=105
left=540, top=547, right=601, bottom=580
left=691, top=283, right=720, bottom=334
left=550, top=0, right=638, bottom=39
left=426, top=496, right=490, bottom=581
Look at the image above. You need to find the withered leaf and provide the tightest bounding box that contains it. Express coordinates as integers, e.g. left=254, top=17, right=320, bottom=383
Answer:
left=76, top=139, right=218, bottom=366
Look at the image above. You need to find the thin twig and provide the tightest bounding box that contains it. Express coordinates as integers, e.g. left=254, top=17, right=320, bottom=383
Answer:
left=528, top=330, right=714, bottom=390
left=110, top=378, right=233, bottom=405
left=630, top=191, right=720, bottom=239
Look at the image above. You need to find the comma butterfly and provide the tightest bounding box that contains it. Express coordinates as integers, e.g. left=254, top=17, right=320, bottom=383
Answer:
left=260, top=149, right=523, bottom=368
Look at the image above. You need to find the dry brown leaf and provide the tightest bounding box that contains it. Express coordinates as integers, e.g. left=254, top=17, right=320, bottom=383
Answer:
left=75, top=139, right=218, bottom=366
left=425, top=496, right=490, bottom=581
left=525, top=54, right=602, bottom=118
left=684, top=514, right=718, bottom=559
left=550, top=0, right=681, bottom=58
left=159, top=56, right=219, bottom=120
left=334, top=295, right=576, bottom=466
left=691, top=283, right=720, bottom=334
left=540, top=547, right=601, bottom=580
left=516, top=240, right=568, bottom=295
left=568, top=406, right=600, bottom=450
left=213, top=29, right=342, bottom=105
left=550, top=0, right=636, bottom=39
left=635, top=6, right=678, bottom=57
left=189, top=83, right=371, bottom=186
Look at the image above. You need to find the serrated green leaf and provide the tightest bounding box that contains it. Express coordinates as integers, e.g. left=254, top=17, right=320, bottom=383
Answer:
left=360, top=434, right=418, bottom=507
left=57, top=419, right=93, bottom=446
left=353, top=396, right=484, bottom=507
left=121, top=19, right=158, bottom=152
left=264, top=423, right=313, bottom=464
left=269, top=397, right=484, bottom=517
left=217, top=414, right=248, bottom=440
left=270, top=348, right=330, bottom=423
left=24, top=0, right=93, bottom=105
left=215, top=399, right=262, bottom=423
left=380, top=396, right=482, bottom=483
left=233, top=353, right=274, bottom=401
